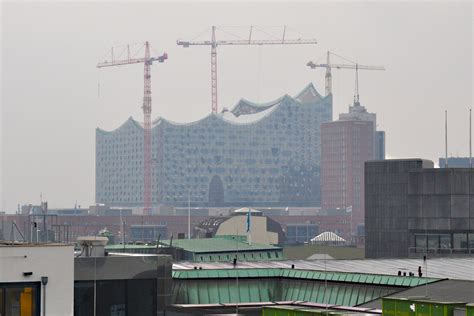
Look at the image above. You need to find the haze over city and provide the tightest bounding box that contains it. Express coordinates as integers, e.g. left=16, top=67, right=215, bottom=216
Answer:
left=1, top=1, right=473, bottom=211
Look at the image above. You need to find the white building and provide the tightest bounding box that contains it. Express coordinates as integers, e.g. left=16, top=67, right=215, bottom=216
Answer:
left=0, top=243, right=74, bottom=316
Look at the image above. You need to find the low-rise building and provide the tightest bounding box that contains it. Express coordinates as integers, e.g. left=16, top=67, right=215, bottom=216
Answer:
left=0, top=242, right=74, bottom=315
left=160, top=236, right=283, bottom=262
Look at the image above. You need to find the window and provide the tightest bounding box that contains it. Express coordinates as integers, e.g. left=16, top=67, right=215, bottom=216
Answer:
left=439, top=235, right=451, bottom=250
left=0, top=282, right=40, bottom=316
left=415, top=234, right=427, bottom=253
left=469, top=233, right=474, bottom=250
left=453, top=234, right=468, bottom=253
left=427, top=235, right=439, bottom=250
left=74, top=279, right=157, bottom=316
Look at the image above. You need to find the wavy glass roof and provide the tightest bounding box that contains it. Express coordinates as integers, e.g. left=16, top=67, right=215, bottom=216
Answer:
left=97, top=83, right=325, bottom=133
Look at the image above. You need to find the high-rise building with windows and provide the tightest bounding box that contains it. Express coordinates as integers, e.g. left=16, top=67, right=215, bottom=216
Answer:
left=321, top=103, right=385, bottom=231
left=96, top=84, right=332, bottom=208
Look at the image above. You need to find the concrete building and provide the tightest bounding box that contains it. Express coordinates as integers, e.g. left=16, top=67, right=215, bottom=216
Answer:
left=0, top=242, right=74, bottom=316
left=321, top=103, right=384, bottom=235
left=96, top=84, right=332, bottom=208
left=365, top=159, right=474, bottom=258
left=74, top=252, right=172, bottom=315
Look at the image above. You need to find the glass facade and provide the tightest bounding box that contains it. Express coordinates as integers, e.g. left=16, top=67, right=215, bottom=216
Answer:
left=130, top=225, right=167, bottom=242
left=0, top=282, right=40, bottom=316
left=96, top=84, right=332, bottom=207
left=74, top=279, right=157, bottom=316
left=286, top=224, right=319, bottom=244
left=413, top=232, right=474, bottom=254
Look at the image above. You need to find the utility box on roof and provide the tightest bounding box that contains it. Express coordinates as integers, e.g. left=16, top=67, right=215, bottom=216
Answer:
left=383, top=298, right=468, bottom=316
left=466, top=304, right=474, bottom=316
left=382, top=297, right=415, bottom=316
left=413, top=300, right=466, bottom=316
left=262, top=305, right=326, bottom=316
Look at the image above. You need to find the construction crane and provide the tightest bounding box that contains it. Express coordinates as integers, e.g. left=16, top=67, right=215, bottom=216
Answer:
left=97, top=42, right=168, bottom=215
left=307, top=51, right=385, bottom=105
left=177, top=26, right=318, bottom=114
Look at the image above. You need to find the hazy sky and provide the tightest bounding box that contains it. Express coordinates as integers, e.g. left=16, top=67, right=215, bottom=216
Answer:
left=1, top=1, right=473, bottom=212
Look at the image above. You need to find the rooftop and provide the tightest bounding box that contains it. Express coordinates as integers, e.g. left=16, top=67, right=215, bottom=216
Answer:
left=0, top=241, right=72, bottom=248
left=173, top=257, right=474, bottom=281
left=161, top=237, right=281, bottom=254
left=172, top=268, right=439, bottom=288
left=361, top=279, right=474, bottom=309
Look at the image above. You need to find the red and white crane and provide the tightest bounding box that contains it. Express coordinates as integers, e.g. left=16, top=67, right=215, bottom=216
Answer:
left=97, top=42, right=167, bottom=215
left=177, top=26, right=318, bottom=114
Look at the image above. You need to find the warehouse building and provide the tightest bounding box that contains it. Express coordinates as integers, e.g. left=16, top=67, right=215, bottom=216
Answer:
left=96, top=84, right=332, bottom=208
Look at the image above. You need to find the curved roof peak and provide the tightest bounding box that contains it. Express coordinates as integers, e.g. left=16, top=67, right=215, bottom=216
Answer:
left=294, top=83, right=323, bottom=103
left=230, top=94, right=289, bottom=117
left=98, top=84, right=326, bottom=132
left=229, top=83, right=323, bottom=117
left=97, top=116, right=142, bottom=134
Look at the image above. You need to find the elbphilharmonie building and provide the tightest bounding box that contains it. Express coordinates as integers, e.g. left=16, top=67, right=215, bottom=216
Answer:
left=96, top=83, right=332, bottom=207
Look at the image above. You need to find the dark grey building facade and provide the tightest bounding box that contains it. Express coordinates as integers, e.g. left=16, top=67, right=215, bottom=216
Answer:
left=74, top=254, right=172, bottom=315
left=366, top=159, right=474, bottom=258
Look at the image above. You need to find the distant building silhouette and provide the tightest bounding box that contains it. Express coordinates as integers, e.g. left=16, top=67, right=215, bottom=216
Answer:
left=439, top=157, right=471, bottom=168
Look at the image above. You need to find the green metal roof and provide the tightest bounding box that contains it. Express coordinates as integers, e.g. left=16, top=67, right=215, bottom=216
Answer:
left=172, top=268, right=439, bottom=287
left=161, top=237, right=281, bottom=254
left=172, top=268, right=442, bottom=306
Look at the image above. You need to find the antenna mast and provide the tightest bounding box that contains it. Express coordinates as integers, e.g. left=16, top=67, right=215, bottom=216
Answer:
left=445, top=110, right=448, bottom=168
left=470, top=108, right=472, bottom=168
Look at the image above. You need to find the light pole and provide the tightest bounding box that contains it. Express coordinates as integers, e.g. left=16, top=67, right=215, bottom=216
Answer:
left=188, top=190, right=191, bottom=239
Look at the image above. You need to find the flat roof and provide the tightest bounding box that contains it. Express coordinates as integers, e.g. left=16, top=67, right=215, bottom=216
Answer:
left=360, top=279, right=474, bottom=308
left=161, top=238, right=281, bottom=254
left=0, top=241, right=73, bottom=248
left=106, top=244, right=157, bottom=250
left=173, top=257, right=474, bottom=281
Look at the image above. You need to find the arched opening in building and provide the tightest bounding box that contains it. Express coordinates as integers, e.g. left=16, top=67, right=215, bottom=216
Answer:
left=208, top=175, right=224, bottom=206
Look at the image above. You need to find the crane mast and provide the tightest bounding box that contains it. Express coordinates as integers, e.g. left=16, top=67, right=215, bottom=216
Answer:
left=211, top=26, right=218, bottom=114
left=307, top=51, right=385, bottom=105
left=97, top=42, right=168, bottom=215
left=178, top=25, right=318, bottom=114
left=325, top=51, right=332, bottom=97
